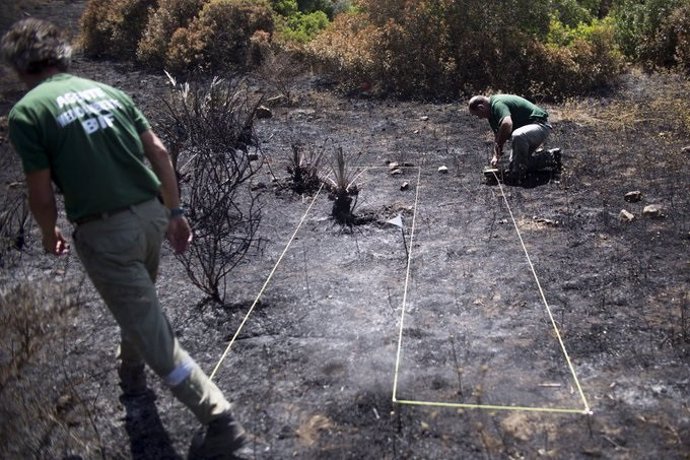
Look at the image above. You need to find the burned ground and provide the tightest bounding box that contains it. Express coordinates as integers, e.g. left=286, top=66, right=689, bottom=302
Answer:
left=1, top=1, right=689, bottom=459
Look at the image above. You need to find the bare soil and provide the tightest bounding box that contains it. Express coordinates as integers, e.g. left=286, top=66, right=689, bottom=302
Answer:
left=1, top=1, right=689, bottom=459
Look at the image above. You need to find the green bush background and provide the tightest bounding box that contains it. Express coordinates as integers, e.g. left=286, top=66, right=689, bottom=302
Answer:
left=79, top=0, right=690, bottom=99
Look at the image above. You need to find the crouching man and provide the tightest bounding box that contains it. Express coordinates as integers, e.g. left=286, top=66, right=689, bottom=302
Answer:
left=2, top=18, right=249, bottom=459
left=468, top=94, right=560, bottom=181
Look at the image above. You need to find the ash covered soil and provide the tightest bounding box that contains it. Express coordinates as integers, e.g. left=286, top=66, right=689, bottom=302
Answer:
left=1, top=1, right=689, bottom=459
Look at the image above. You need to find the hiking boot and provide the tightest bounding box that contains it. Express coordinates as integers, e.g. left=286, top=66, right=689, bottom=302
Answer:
left=117, top=362, right=148, bottom=397
left=550, top=148, right=562, bottom=171
left=188, top=412, right=249, bottom=460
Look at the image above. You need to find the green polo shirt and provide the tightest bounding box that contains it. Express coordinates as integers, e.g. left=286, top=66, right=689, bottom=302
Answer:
left=8, top=73, right=161, bottom=222
left=488, top=94, right=548, bottom=134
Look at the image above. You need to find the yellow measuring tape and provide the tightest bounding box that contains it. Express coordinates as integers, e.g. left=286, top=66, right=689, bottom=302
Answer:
left=209, top=165, right=591, bottom=415
left=209, top=182, right=325, bottom=381
left=392, top=169, right=591, bottom=415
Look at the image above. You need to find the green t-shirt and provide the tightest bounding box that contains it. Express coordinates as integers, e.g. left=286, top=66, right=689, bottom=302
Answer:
left=488, top=94, right=548, bottom=134
left=9, top=73, right=161, bottom=222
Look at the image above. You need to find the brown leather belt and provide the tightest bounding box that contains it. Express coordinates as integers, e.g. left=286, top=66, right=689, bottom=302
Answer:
left=73, top=205, right=133, bottom=226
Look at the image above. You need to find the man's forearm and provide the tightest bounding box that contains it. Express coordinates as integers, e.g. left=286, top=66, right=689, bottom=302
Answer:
left=495, top=117, right=513, bottom=152
left=150, top=153, right=181, bottom=209
left=141, top=130, right=181, bottom=210
left=25, top=169, right=58, bottom=235
left=29, top=193, right=58, bottom=236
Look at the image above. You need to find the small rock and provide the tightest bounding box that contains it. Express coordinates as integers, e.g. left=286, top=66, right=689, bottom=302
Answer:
left=400, top=182, right=410, bottom=191
left=533, top=217, right=558, bottom=226
left=642, top=204, right=665, bottom=219
left=438, top=165, right=449, bottom=174
left=420, top=116, right=429, bottom=121
left=681, top=145, right=690, bottom=154
left=624, top=191, right=642, bottom=203
left=619, top=209, right=635, bottom=222
left=256, top=105, right=272, bottom=119
left=390, top=169, right=403, bottom=176
left=265, top=94, right=286, bottom=106
left=388, top=162, right=399, bottom=170
left=247, top=152, right=260, bottom=161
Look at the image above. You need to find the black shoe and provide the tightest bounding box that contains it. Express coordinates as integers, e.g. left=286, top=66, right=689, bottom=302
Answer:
left=188, top=412, right=249, bottom=460
left=550, top=148, right=562, bottom=171
left=118, top=363, right=148, bottom=397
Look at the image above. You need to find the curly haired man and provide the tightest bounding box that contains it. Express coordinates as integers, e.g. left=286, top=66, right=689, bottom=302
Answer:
left=2, top=18, right=249, bottom=459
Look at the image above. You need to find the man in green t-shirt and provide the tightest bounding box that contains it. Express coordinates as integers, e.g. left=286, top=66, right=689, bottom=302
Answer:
left=2, top=18, right=248, bottom=458
left=469, top=94, right=560, bottom=179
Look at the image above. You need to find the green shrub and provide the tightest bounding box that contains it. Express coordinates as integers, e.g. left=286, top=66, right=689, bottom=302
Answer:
left=307, top=11, right=381, bottom=93
left=297, top=0, right=334, bottom=16
left=652, top=3, right=690, bottom=71
left=308, top=0, right=623, bottom=100
left=79, top=0, right=156, bottom=58
left=553, top=0, right=609, bottom=26
left=540, top=24, right=625, bottom=98
left=548, top=15, right=615, bottom=46
left=137, top=0, right=206, bottom=67
left=671, top=5, right=690, bottom=72
left=166, top=0, right=274, bottom=73
left=271, top=0, right=299, bottom=16
left=552, top=0, right=594, bottom=27
left=612, top=0, right=687, bottom=69
left=277, top=10, right=329, bottom=43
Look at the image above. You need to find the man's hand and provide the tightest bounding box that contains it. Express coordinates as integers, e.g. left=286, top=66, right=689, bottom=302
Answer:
left=42, top=226, right=69, bottom=255
left=167, top=216, right=192, bottom=254
left=491, top=143, right=502, bottom=166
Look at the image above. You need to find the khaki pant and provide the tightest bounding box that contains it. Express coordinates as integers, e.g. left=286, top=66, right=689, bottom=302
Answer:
left=509, top=122, right=553, bottom=174
left=73, top=198, right=230, bottom=424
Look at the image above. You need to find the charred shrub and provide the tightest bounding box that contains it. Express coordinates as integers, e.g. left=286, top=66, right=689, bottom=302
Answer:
left=79, top=0, right=156, bottom=58
left=162, top=74, right=264, bottom=303
left=253, top=42, right=308, bottom=102
left=324, top=147, right=362, bottom=226
left=0, top=280, right=84, bottom=458
left=165, top=0, right=275, bottom=73
left=287, top=142, right=324, bottom=194
left=0, top=186, right=29, bottom=270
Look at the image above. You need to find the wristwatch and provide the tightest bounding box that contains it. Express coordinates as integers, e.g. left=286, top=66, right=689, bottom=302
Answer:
left=170, top=207, right=185, bottom=219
